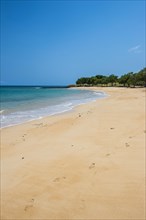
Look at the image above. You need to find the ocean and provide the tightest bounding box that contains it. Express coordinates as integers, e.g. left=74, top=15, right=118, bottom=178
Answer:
left=0, top=86, right=106, bottom=128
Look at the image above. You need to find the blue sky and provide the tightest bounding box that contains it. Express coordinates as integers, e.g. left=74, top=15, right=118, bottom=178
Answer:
left=1, top=0, right=145, bottom=85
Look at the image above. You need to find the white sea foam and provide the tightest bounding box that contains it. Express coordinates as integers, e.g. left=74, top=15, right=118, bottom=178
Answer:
left=0, top=110, right=5, bottom=114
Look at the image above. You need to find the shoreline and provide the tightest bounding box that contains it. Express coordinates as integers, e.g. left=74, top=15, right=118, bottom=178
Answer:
left=1, top=87, right=145, bottom=219
left=0, top=88, right=107, bottom=129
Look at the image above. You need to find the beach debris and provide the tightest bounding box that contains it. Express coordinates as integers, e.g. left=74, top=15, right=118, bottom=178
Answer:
left=144, top=130, right=146, bottom=133
left=110, top=127, right=115, bottom=130
left=79, top=113, right=81, bottom=117
left=89, top=162, right=95, bottom=169
left=22, top=157, right=24, bottom=159
left=106, top=153, right=110, bottom=157
left=71, top=144, right=74, bottom=147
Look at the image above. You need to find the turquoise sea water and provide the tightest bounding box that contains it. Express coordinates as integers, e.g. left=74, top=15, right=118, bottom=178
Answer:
left=0, top=86, right=106, bottom=128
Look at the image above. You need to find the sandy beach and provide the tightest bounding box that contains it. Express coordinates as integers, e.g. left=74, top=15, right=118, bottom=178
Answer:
left=1, top=87, right=145, bottom=220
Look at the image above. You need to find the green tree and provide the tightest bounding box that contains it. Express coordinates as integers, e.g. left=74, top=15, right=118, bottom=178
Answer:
left=136, top=68, right=146, bottom=87
left=95, top=75, right=106, bottom=85
left=118, top=72, right=132, bottom=87
left=108, top=74, right=118, bottom=86
left=88, top=76, right=97, bottom=85
left=75, top=68, right=146, bottom=87
left=101, top=76, right=109, bottom=86
left=76, top=77, right=89, bottom=85
left=118, top=72, right=133, bottom=87
left=127, top=73, right=137, bottom=87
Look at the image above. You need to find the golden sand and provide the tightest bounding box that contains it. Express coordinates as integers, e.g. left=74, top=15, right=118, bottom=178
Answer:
left=1, top=87, right=145, bottom=219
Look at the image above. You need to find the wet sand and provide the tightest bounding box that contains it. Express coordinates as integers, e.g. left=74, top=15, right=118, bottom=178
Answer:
left=1, top=87, right=145, bottom=219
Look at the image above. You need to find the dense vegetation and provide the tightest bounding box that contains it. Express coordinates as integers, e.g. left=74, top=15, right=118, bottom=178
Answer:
left=76, top=67, right=146, bottom=87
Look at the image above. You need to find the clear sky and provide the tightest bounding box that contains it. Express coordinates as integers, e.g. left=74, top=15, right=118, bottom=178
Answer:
left=1, top=0, right=145, bottom=85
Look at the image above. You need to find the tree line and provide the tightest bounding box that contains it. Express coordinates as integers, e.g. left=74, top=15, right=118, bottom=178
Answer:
left=76, top=67, right=146, bottom=87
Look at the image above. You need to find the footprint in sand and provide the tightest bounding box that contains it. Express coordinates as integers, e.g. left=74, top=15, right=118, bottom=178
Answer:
left=80, top=201, right=86, bottom=209
left=42, top=124, right=48, bottom=127
left=34, top=123, right=43, bottom=127
left=53, top=177, right=66, bottom=182
left=53, top=177, right=60, bottom=182
left=125, top=143, right=130, bottom=147
left=22, top=134, right=27, bottom=141
left=89, top=163, right=95, bottom=169
left=24, top=204, right=33, bottom=211
left=22, top=134, right=27, bottom=137
left=24, top=198, right=35, bottom=212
